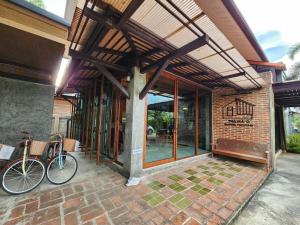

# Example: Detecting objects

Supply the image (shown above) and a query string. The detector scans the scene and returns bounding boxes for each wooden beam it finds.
[94,47,124,55]
[96,76,104,164]
[185,71,209,77]
[95,64,130,98]
[83,7,116,28]
[139,60,170,99]
[79,66,97,71]
[90,80,97,160]
[141,35,209,73]
[0,61,52,81]
[118,0,145,26]
[165,69,212,92]
[201,72,245,83]
[142,48,162,57]
[69,49,130,73]
[122,29,137,56]
[167,62,189,70]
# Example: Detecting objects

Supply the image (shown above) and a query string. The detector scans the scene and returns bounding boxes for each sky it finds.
[43,0,66,18]
[234,0,300,73]
[39,0,300,85]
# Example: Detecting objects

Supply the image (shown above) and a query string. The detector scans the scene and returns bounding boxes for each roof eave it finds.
[222,0,268,62]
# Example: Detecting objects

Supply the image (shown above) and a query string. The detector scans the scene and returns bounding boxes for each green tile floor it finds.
[142,159,244,208]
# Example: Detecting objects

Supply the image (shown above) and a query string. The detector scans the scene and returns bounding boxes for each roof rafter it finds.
[140,35,209,74]
[69,49,130,73]
[139,60,170,99]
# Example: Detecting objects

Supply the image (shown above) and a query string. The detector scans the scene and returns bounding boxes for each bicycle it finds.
[46,133,78,185]
[0,131,46,195]
[0,132,78,195]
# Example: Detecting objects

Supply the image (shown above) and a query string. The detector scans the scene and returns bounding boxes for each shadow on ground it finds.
[232,153,300,225]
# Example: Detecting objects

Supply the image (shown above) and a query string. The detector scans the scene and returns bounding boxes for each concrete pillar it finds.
[123,67,146,184]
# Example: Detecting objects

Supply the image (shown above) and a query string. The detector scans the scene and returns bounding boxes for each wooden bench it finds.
[212,138,270,171]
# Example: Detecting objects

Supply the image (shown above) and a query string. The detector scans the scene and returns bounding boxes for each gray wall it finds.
[0,77,55,146]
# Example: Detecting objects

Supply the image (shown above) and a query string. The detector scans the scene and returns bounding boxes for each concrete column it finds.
[123,67,146,183]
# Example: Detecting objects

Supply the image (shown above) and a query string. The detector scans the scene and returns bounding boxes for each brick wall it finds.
[212,72,274,153]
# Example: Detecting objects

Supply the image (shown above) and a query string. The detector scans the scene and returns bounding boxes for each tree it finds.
[27,0,45,9]
[286,43,300,81]
[289,43,300,60]
[286,62,300,81]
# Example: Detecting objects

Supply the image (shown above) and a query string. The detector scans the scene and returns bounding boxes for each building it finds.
[0,0,296,183]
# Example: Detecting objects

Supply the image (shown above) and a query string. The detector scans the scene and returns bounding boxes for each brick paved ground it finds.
[0,157,267,225]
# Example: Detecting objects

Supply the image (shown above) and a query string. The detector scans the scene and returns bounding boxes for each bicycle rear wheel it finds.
[46,153,78,185]
[1,158,45,195]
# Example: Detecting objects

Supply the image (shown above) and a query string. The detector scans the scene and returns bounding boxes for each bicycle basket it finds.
[30,140,48,156]
[63,138,76,152]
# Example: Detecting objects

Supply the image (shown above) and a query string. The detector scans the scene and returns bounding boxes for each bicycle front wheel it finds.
[46,153,78,185]
[1,159,45,195]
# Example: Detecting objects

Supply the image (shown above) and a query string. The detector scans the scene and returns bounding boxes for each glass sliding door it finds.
[177,82,196,159]
[143,72,212,167]
[198,92,211,153]
[145,76,175,163]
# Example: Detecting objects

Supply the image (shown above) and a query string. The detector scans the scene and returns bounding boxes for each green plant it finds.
[286,42,300,81]
[287,133,300,153]
[26,0,45,9]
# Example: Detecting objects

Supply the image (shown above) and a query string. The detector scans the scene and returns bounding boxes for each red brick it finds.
[80,209,104,222]
[10,205,24,219]
[40,198,63,209]
[185,218,202,225]
[171,212,189,225]
[226,200,240,211]
[218,207,233,220]
[25,201,38,214]
[65,212,78,225]
[95,214,110,225]
[62,187,74,196]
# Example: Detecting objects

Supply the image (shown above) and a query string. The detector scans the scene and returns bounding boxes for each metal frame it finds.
[143,71,210,168]
[60,0,263,95]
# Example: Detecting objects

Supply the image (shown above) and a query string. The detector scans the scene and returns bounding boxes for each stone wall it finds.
[212,72,274,155]
[0,77,55,146]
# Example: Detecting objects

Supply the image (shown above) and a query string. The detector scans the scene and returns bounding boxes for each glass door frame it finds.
[143,71,209,168]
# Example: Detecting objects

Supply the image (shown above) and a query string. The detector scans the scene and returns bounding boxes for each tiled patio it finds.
[0,157,267,225]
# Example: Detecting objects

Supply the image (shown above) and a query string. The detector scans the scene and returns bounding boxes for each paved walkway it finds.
[232,153,300,225]
[0,154,267,225]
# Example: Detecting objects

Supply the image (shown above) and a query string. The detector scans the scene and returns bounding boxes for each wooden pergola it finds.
[61,0,268,165]
[59,0,266,97]
[273,81,300,107]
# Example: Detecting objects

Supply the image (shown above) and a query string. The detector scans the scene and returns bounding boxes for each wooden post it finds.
[96,75,104,164]
[70,97,74,138]
[81,93,87,149]
[195,89,199,155]
[90,80,97,160]
[85,84,92,155]
[174,80,178,160]
[113,91,121,161]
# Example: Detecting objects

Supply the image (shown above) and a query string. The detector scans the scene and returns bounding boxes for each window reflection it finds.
[177,83,196,159]
[146,77,174,163]
[198,93,211,153]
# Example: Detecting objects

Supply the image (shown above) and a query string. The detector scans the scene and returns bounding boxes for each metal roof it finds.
[59,0,267,94]
[273,80,300,107]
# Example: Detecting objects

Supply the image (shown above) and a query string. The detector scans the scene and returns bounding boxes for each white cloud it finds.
[234,0,300,73]
[234,0,300,46]
[44,0,67,18]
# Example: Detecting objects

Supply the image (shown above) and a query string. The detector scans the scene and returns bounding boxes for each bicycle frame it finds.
[50,134,65,169]
[21,139,29,176]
